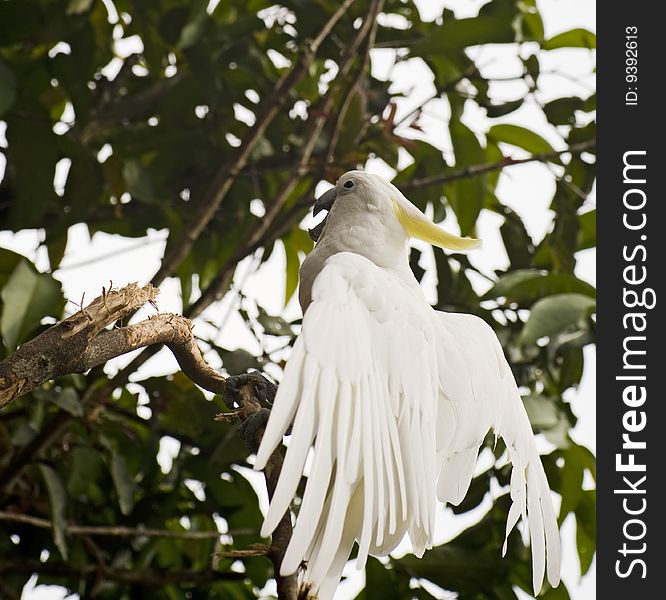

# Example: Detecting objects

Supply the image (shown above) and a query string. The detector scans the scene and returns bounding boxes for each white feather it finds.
[254,171,561,599]
[435,312,561,593]
[256,252,435,599]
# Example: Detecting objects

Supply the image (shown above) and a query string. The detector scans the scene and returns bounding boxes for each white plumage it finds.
[254,171,560,598]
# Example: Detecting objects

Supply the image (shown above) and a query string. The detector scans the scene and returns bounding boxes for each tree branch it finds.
[186,0,384,320]
[0,284,226,407]
[150,0,357,288]
[0,285,297,598]
[217,379,298,600]
[399,140,596,191]
[0,561,243,586]
[0,510,232,539]
[0,283,156,407]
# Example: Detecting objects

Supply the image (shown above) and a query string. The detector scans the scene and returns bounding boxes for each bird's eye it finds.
[343,180,355,189]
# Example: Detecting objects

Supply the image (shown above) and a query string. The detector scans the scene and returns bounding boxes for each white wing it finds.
[255,252,445,599]
[434,312,561,594]
[255,251,560,598]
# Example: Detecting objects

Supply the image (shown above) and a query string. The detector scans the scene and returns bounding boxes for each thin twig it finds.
[325,0,384,166]
[215,543,273,558]
[0,560,243,585]
[399,139,596,191]
[0,510,239,539]
[187,0,384,320]
[150,0,357,289]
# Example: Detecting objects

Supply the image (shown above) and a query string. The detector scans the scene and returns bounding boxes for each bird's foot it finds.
[223,371,276,411]
[223,371,276,452]
[238,407,271,452]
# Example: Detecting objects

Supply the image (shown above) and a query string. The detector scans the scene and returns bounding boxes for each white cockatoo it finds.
[254,170,561,599]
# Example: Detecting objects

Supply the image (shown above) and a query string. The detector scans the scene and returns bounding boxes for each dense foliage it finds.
[0,0,595,598]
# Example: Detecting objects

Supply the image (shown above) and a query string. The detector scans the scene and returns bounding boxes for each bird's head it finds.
[308,170,481,252]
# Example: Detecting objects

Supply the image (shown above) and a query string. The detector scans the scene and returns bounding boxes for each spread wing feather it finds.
[255,252,560,599]
[255,252,439,599]
[434,312,561,594]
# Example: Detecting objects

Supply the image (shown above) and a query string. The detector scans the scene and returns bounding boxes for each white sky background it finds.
[0,1,595,599]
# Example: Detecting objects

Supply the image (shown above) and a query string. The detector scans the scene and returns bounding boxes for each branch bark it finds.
[0,283,155,407]
[0,284,225,406]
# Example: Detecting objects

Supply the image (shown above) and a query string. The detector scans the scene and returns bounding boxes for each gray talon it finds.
[238,407,271,452]
[223,372,277,451]
[223,371,276,410]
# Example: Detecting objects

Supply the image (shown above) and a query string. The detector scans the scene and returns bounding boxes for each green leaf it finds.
[518,4,544,42]
[123,159,157,203]
[568,121,596,147]
[523,394,560,429]
[5,112,59,226]
[485,98,524,118]
[0,260,64,350]
[67,0,94,14]
[355,557,408,600]
[484,269,543,298]
[540,582,572,600]
[412,0,521,55]
[520,293,595,346]
[487,124,557,156]
[484,269,596,304]
[39,464,68,560]
[497,206,534,269]
[543,28,596,50]
[409,248,426,283]
[394,544,508,594]
[0,59,17,117]
[542,417,571,449]
[574,443,596,483]
[582,93,596,112]
[523,53,540,84]
[51,388,84,417]
[177,0,210,49]
[557,447,585,522]
[45,228,69,272]
[392,141,449,212]
[0,247,24,289]
[334,87,367,160]
[577,209,596,250]
[34,387,83,417]
[111,449,136,516]
[543,97,584,126]
[257,307,294,336]
[216,347,263,374]
[559,346,585,389]
[67,447,104,499]
[575,490,596,575]
[282,227,312,306]
[448,121,486,235]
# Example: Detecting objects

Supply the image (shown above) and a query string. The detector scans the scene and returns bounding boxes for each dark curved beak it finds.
[313,187,337,217]
[308,187,337,242]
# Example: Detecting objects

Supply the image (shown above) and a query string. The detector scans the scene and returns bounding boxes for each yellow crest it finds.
[392,200,481,251]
